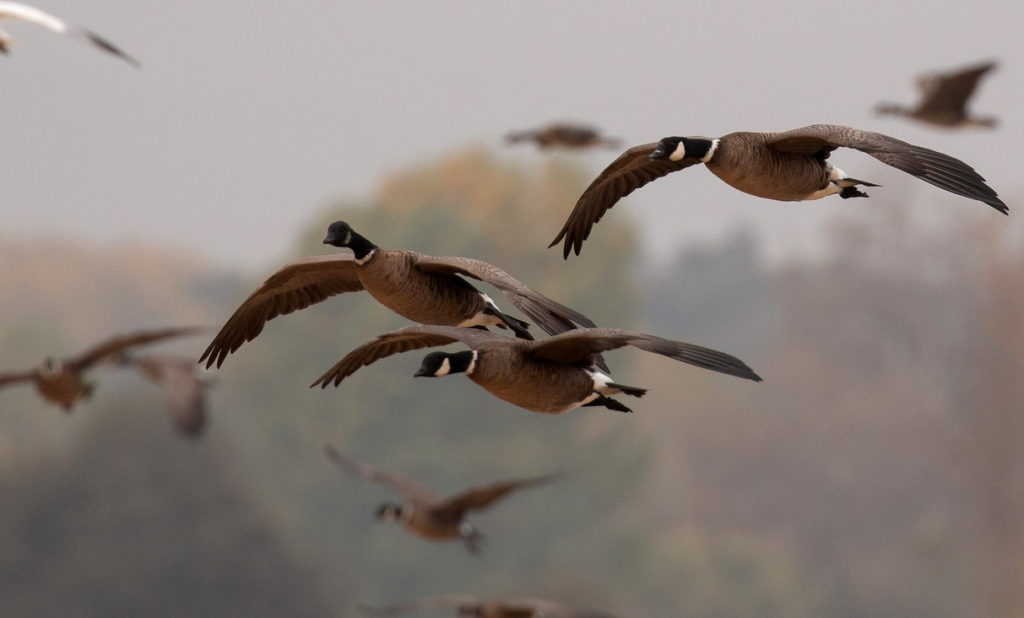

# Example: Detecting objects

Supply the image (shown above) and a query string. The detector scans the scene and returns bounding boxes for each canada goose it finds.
[360,594,615,617]
[505,122,622,150]
[200,221,599,369]
[0,327,201,412]
[875,61,997,128]
[0,2,138,67]
[312,325,760,414]
[549,124,1008,258]
[323,444,552,553]
[117,354,210,437]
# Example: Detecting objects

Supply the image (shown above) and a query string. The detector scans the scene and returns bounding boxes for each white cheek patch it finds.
[588,370,615,393]
[669,141,687,162]
[433,358,451,376]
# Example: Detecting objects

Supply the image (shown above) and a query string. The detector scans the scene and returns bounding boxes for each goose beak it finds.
[649,146,667,160]
[413,368,430,377]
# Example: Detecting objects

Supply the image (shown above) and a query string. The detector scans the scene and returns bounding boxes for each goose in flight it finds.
[550,124,1007,258]
[323,444,553,553]
[200,221,599,369]
[875,60,998,128]
[505,122,622,150]
[0,2,138,66]
[117,353,211,437]
[312,325,760,414]
[359,594,615,617]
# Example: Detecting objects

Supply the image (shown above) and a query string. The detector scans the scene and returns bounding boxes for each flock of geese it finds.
[0,3,1011,616]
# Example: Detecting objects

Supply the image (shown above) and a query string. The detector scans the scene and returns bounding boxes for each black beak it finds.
[322,236,333,245]
[649,146,667,160]
[413,367,430,377]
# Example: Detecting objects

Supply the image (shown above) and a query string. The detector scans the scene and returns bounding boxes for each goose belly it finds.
[35,373,87,409]
[707,155,829,202]
[358,258,483,325]
[469,354,596,414]
[403,512,459,540]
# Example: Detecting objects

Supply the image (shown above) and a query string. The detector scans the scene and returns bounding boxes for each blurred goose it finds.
[505,122,622,150]
[0,327,200,412]
[323,444,553,553]
[312,325,760,414]
[200,221,598,369]
[875,61,997,128]
[0,2,138,66]
[360,594,615,617]
[118,354,210,437]
[550,124,1007,258]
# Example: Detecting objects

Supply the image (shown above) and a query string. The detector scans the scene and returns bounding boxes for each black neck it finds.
[446,351,477,374]
[682,137,714,160]
[347,231,378,261]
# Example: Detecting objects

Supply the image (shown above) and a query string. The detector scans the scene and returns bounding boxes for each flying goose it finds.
[505,122,622,150]
[549,124,1008,258]
[312,325,760,414]
[117,354,210,436]
[323,444,553,553]
[875,61,998,128]
[359,594,615,617]
[0,327,201,412]
[0,2,139,67]
[200,221,599,369]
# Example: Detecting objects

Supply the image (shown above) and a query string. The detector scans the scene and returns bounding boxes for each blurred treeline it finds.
[0,148,1020,618]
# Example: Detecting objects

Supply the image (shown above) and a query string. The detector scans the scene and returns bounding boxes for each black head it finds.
[414,351,476,378]
[375,503,402,521]
[650,136,713,162]
[323,221,354,247]
[650,136,684,160]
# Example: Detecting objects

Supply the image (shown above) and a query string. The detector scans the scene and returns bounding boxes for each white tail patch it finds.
[458,293,504,328]
[804,163,846,200]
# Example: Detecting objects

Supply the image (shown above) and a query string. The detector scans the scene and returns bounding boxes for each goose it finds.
[117,353,210,437]
[323,444,553,553]
[0,327,201,412]
[505,122,622,150]
[311,325,760,414]
[0,2,138,67]
[360,594,615,617]
[200,221,599,369]
[875,61,997,128]
[549,124,1008,258]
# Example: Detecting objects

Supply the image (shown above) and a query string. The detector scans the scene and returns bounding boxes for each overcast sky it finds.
[3,0,1021,272]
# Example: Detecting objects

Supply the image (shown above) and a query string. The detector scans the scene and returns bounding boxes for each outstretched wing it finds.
[68,326,202,372]
[915,61,996,116]
[526,327,761,382]
[0,369,38,390]
[125,354,208,437]
[767,124,1007,213]
[358,595,482,616]
[200,255,364,368]
[322,444,437,503]
[433,474,555,519]
[0,3,139,67]
[412,254,597,335]
[311,325,498,388]
[549,142,703,258]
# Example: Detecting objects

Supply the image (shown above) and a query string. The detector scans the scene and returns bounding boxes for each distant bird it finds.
[0,2,139,67]
[312,325,760,414]
[550,124,1008,257]
[200,221,598,369]
[505,122,621,150]
[323,444,553,553]
[117,354,210,437]
[0,327,200,412]
[875,61,997,128]
[360,594,615,617]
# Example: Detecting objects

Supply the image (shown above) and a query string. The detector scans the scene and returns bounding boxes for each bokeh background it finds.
[2,1,1022,616]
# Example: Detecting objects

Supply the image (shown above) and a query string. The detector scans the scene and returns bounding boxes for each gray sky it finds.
[3,0,1021,271]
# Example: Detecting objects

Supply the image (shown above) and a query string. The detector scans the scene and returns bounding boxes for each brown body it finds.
[33,363,92,411]
[468,344,599,414]
[704,132,833,201]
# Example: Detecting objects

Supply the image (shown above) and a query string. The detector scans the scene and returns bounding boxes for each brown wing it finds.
[433,474,555,519]
[525,328,761,381]
[68,326,203,372]
[311,325,500,388]
[0,370,39,390]
[199,255,364,368]
[412,254,597,335]
[322,444,437,503]
[768,124,1007,214]
[127,355,208,437]
[511,599,617,618]
[915,61,996,116]
[549,142,703,258]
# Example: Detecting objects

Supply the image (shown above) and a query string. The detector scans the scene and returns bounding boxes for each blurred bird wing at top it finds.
[67,326,203,372]
[767,124,1007,213]
[0,2,140,67]
[411,254,597,334]
[432,474,556,519]
[549,142,703,258]
[0,369,38,389]
[200,255,364,368]
[322,444,437,503]
[914,61,996,116]
[127,355,208,436]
